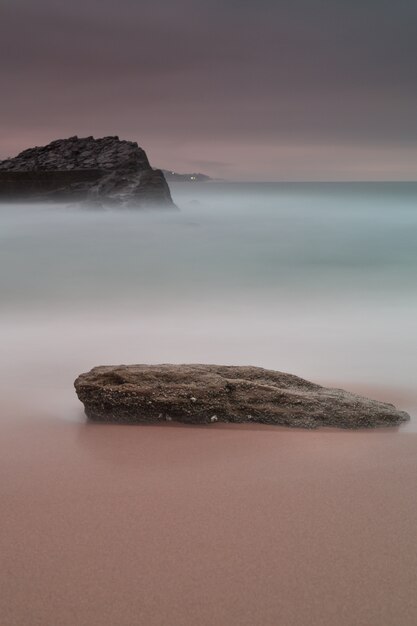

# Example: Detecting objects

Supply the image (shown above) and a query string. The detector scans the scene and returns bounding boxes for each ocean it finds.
[1,182,416,425]
[1,182,417,626]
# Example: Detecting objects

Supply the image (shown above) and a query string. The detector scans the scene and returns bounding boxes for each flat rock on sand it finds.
[74,364,409,428]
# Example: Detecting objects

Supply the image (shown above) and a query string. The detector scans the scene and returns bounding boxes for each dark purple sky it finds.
[1,0,416,180]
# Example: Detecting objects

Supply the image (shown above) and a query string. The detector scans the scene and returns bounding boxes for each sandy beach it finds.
[1,403,417,626]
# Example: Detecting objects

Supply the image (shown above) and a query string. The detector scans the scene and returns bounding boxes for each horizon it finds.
[3,133,417,184]
[2,134,417,184]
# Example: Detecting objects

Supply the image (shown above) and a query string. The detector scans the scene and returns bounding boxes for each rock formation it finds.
[0,136,174,207]
[74,364,409,428]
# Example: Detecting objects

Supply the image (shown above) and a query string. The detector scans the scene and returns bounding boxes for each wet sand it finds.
[1,407,417,626]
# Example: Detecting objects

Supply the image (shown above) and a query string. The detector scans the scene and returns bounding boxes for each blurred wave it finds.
[1,182,416,423]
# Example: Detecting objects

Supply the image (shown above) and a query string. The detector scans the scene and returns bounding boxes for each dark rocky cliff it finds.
[0,136,174,207]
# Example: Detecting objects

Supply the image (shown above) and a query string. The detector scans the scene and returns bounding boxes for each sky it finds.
[1,0,416,181]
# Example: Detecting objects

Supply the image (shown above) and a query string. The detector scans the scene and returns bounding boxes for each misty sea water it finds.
[2,182,417,626]
[1,182,416,426]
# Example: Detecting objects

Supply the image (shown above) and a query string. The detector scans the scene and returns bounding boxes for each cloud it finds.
[1,0,416,179]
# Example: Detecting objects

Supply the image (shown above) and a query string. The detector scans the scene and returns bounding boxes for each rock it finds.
[74,364,410,428]
[0,136,174,208]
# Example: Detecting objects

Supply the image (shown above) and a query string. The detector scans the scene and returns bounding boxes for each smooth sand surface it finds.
[1,406,417,626]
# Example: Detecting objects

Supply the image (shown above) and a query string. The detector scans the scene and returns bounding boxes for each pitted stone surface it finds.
[74,364,410,428]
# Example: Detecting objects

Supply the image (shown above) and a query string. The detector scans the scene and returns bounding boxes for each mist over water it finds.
[1,182,417,425]
[2,183,417,626]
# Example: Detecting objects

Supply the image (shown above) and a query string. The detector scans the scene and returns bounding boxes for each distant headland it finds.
[162,170,212,182]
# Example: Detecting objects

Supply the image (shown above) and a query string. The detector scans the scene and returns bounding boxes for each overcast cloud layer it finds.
[1,0,416,180]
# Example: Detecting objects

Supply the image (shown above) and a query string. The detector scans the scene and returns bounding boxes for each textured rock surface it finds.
[0,136,174,207]
[74,364,410,428]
